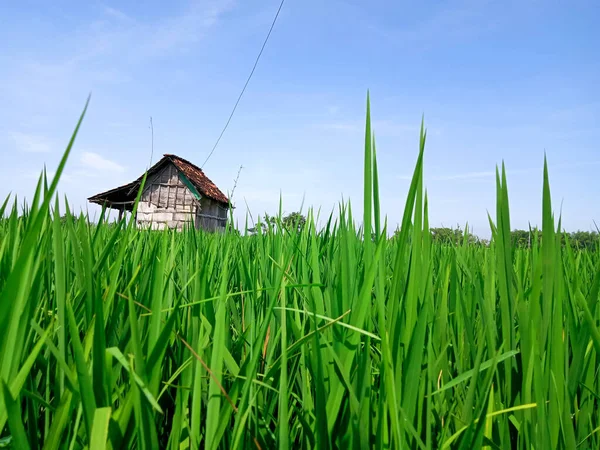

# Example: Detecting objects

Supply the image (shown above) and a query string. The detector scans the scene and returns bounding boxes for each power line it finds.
[201,0,286,169]
[148,116,154,167]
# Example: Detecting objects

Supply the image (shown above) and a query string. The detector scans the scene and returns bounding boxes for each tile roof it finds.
[88,154,229,208]
[164,154,229,205]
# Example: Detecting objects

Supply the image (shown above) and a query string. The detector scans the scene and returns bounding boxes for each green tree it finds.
[255,212,307,234]
[282,212,306,233]
[430,227,463,244]
[392,226,480,245]
[568,230,599,249]
[430,226,479,245]
[511,229,530,248]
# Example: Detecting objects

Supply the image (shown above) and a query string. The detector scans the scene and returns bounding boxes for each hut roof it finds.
[88,154,229,210]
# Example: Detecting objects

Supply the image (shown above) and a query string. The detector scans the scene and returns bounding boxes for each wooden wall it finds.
[136,163,197,231]
[136,162,228,232]
[195,197,228,232]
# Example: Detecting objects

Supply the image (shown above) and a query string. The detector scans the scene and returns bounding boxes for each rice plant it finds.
[0,95,598,449]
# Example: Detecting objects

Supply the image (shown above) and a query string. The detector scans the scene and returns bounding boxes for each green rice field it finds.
[1,98,599,449]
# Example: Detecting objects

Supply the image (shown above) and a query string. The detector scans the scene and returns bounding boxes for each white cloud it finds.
[85,0,236,62]
[361,0,508,51]
[318,121,362,132]
[430,170,496,181]
[80,152,125,173]
[317,119,419,136]
[10,132,52,153]
[398,160,600,182]
[1,0,236,105]
[104,6,132,22]
[23,169,76,183]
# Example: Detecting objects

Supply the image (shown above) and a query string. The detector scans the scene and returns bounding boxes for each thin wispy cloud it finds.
[356,3,486,52]
[24,169,55,179]
[23,169,76,184]
[80,152,125,173]
[429,170,496,181]
[10,132,52,153]
[103,6,132,22]
[398,160,600,181]
[88,0,236,61]
[3,0,236,96]
[318,121,361,132]
[318,119,417,136]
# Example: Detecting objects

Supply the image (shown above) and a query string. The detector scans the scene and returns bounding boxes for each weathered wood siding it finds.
[195,197,228,232]
[135,162,228,232]
[136,163,198,231]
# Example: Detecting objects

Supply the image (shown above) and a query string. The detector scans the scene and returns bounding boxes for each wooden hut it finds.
[88,154,230,231]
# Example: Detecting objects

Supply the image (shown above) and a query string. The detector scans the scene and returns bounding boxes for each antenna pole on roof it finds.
[148,116,154,168]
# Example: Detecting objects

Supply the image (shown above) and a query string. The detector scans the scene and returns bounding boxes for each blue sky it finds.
[0,0,598,235]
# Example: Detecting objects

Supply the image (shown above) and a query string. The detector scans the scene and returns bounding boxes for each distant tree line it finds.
[248,213,598,250]
[510,228,599,249]
[247,212,307,234]
[565,230,600,249]
[391,226,484,245]
[391,225,599,249]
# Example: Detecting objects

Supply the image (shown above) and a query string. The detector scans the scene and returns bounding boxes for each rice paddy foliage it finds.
[0,96,599,449]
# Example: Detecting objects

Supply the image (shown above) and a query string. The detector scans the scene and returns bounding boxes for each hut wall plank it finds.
[195,198,227,232]
[138,163,198,230]
[135,162,228,232]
